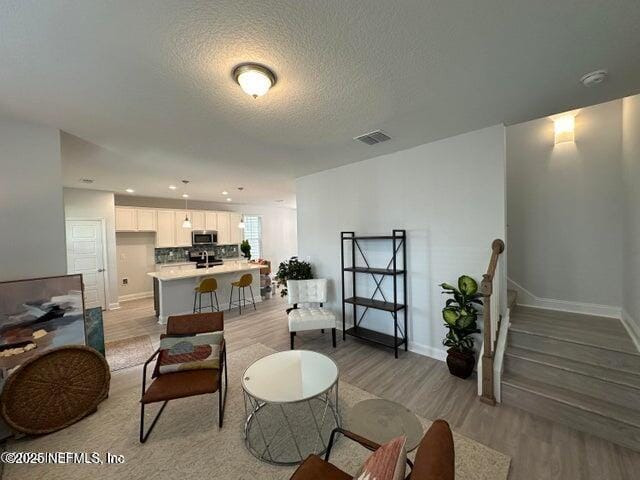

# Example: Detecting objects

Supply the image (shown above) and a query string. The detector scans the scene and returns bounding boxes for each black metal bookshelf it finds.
[340,230,408,358]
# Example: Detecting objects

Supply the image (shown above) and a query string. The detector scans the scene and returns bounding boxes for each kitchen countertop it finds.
[148,262,263,281]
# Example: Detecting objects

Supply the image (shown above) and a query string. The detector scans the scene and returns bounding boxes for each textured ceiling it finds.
[1,1,640,205]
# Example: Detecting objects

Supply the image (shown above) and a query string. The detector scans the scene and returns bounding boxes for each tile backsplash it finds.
[155,245,240,264]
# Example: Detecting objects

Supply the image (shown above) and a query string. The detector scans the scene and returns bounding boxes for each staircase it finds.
[501,303,640,451]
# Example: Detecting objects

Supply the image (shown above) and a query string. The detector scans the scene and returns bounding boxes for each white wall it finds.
[116,232,155,300]
[63,188,119,309]
[507,100,624,310]
[0,113,66,281]
[296,125,506,360]
[622,95,640,345]
[115,196,298,268]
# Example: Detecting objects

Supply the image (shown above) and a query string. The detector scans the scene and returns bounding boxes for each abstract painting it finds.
[0,274,86,384]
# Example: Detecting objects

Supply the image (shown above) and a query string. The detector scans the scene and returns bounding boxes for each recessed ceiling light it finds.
[125,188,135,193]
[276,199,284,203]
[182,193,189,198]
[237,186,244,191]
[232,63,276,98]
[226,198,232,202]
[221,191,228,195]
[169,185,177,190]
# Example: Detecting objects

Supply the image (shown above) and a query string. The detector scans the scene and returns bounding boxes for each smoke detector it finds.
[354,130,391,146]
[580,69,608,87]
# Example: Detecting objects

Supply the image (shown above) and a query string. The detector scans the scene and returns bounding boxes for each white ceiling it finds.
[1,1,639,206]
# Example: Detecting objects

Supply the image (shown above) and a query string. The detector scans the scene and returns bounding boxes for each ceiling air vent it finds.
[354,130,391,145]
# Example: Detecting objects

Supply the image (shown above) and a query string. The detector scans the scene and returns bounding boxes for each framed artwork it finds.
[0,274,87,383]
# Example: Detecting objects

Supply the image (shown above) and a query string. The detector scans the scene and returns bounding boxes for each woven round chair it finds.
[1,345,110,435]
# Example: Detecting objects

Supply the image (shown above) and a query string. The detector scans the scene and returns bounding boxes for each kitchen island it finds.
[148,261,264,323]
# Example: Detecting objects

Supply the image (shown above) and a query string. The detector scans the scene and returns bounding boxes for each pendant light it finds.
[181,180,192,229]
[238,218,245,229]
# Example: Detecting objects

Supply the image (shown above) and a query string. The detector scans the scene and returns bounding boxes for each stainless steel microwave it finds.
[191,230,217,246]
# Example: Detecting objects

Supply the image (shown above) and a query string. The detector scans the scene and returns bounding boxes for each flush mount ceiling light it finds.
[232,63,276,98]
[181,180,192,228]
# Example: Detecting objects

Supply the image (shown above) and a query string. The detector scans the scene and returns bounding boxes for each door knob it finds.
[97,268,106,272]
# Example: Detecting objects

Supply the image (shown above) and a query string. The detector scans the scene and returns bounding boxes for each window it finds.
[243,215,262,259]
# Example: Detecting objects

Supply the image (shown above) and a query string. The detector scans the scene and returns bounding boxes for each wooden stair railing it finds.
[478,239,505,405]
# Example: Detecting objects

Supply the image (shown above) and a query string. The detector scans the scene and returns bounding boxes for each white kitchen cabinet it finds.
[156,210,175,247]
[216,212,231,244]
[174,210,192,247]
[191,210,206,231]
[136,208,157,231]
[205,211,217,231]
[115,207,137,231]
[229,213,243,245]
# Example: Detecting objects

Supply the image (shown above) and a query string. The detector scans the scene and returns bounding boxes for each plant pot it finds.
[446,348,475,379]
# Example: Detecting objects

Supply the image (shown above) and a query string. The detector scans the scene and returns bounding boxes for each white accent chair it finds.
[286,279,337,349]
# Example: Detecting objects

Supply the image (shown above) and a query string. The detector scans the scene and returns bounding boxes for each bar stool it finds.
[229,273,256,314]
[193,277,220,313]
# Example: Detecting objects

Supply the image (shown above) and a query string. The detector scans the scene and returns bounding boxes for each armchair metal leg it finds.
[140,400,169,443]
[290,331,296,350]
[219,351,228,428]
[332,328,337,347]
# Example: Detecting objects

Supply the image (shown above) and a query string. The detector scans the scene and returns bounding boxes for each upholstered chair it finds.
[289,419,455,480]
[139,312,227,443]
[286,279,336,349]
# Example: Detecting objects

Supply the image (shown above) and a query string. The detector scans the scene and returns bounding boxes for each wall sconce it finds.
[554,115,575,144]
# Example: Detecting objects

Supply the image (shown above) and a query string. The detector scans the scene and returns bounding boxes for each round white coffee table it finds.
[242,350,340,465]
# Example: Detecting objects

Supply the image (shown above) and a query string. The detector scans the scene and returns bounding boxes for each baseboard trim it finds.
[108,302,121,310]
[339,322,446,362]
[408,341,447,362]
[621,309,640,353]
[508,278,621,319]
[119,291,153,303]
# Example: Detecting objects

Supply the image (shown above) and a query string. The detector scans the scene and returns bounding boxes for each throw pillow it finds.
[355,436,407,480]
[157,331,223,374]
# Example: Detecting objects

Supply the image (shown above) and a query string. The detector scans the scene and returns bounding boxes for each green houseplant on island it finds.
[240,240,251,260]
[440,275,483,379]
[275,258,313,297]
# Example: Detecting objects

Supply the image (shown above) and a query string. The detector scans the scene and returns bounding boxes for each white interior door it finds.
[66,220,107,310]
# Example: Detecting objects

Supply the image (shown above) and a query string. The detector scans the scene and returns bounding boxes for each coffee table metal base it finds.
[243,384,340,465]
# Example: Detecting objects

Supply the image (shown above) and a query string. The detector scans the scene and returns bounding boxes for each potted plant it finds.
[275,257,313,297]
[439,275,483,379]
[240,240,251,260]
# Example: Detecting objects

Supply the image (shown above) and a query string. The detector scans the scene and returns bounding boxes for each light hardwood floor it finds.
[104,297,640,479]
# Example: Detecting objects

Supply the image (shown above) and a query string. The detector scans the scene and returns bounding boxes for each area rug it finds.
[4,343,510,480]
[104,335,154,371]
